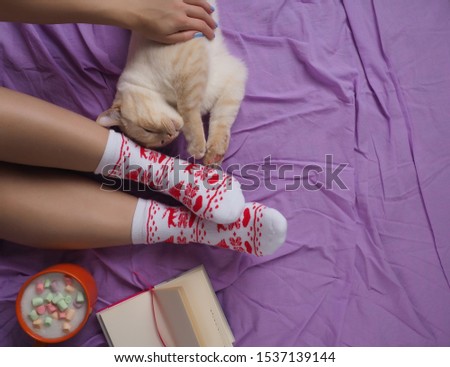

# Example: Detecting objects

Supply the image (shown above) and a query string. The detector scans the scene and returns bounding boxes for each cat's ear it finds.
[96,107,123,127]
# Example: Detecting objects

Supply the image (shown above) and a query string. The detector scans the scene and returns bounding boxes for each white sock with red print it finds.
[95,130,245,224]
[131,199,288,256]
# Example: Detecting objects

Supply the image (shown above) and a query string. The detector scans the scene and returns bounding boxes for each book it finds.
[96,265,234,347]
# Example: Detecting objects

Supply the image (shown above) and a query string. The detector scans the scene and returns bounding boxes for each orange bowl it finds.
[16,264,97,344]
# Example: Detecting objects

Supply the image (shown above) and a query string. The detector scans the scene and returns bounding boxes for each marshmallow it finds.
[56,299,68,312]
[28,309,39,321]
[35,282,44,294]
[65,285,75,293]
[73,301,83,309]
[44,278,51,289]
[64,276,73,286]
[36,305,46,315]
[76,292,85,304]
[47,303,57,313]
[50,280,61,292]
[45,292,54,304]
[32,319,43,329]
[65,308,76,321]
[52,293,64,305]
[65,295,72,305]
[58,312,66,320]
[44,316,53,327]
[32,297,44,307]
[50,311,59,320]
[62,322,71,333]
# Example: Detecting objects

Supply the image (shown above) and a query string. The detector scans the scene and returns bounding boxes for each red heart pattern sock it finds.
[95,130,245,224]
[131,199,287,256]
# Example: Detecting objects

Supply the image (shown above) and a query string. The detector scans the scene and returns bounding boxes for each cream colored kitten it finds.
[97,2,247,165]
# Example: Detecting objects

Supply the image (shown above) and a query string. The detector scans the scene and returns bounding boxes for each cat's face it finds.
[97,89,183,148]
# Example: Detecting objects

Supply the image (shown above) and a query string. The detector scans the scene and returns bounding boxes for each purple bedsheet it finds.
[1,0,450,346]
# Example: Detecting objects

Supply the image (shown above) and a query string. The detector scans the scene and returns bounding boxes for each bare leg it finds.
[0,163,135,249]
[0,87,108,171]
[0,163,287,256]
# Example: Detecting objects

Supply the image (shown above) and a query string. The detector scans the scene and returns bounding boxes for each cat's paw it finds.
[204,152,225,166]
[204,133,230,165]
[187,137,207,159]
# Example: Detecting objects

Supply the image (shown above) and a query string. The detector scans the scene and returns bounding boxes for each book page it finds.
[155,266,234,346]
[97,291,167,347]
[153,287,201,347]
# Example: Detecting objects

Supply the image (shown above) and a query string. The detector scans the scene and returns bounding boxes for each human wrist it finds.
[98,0,139,31]
[55,0,135,29]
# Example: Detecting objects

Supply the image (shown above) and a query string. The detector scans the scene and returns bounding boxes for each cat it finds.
[97,1,247,165]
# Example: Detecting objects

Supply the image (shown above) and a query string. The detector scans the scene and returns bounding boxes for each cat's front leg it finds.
[204,122,230,166]
[175,41,208,159]
[180,110,207,159]
[204,67,247,165]
[204,55,247,166]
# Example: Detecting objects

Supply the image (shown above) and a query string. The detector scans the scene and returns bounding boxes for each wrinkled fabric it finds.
[1,0,450,346]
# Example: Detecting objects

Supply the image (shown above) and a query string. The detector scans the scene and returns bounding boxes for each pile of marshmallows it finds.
[26,275,86,334]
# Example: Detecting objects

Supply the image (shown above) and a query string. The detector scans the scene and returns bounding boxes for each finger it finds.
[163,31,198,44]
[179,18,215,40]
[186,5,217,30]
[183,0,215,14]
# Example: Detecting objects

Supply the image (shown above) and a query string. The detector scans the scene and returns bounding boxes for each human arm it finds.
[0,0,217,43]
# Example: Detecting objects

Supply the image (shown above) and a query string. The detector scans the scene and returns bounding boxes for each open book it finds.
[96,265,234,347]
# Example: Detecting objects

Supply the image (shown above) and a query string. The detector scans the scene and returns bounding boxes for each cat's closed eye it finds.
[143,128,156,134]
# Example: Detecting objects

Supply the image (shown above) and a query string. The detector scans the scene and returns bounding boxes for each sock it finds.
[131,199,288,256]
[95,130,245,224]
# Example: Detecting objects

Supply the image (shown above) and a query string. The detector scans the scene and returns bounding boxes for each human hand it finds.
[117,0,217,44]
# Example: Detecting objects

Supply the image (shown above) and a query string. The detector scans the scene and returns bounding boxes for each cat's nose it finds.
[167,131,179,139]
[161,131,179,146]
